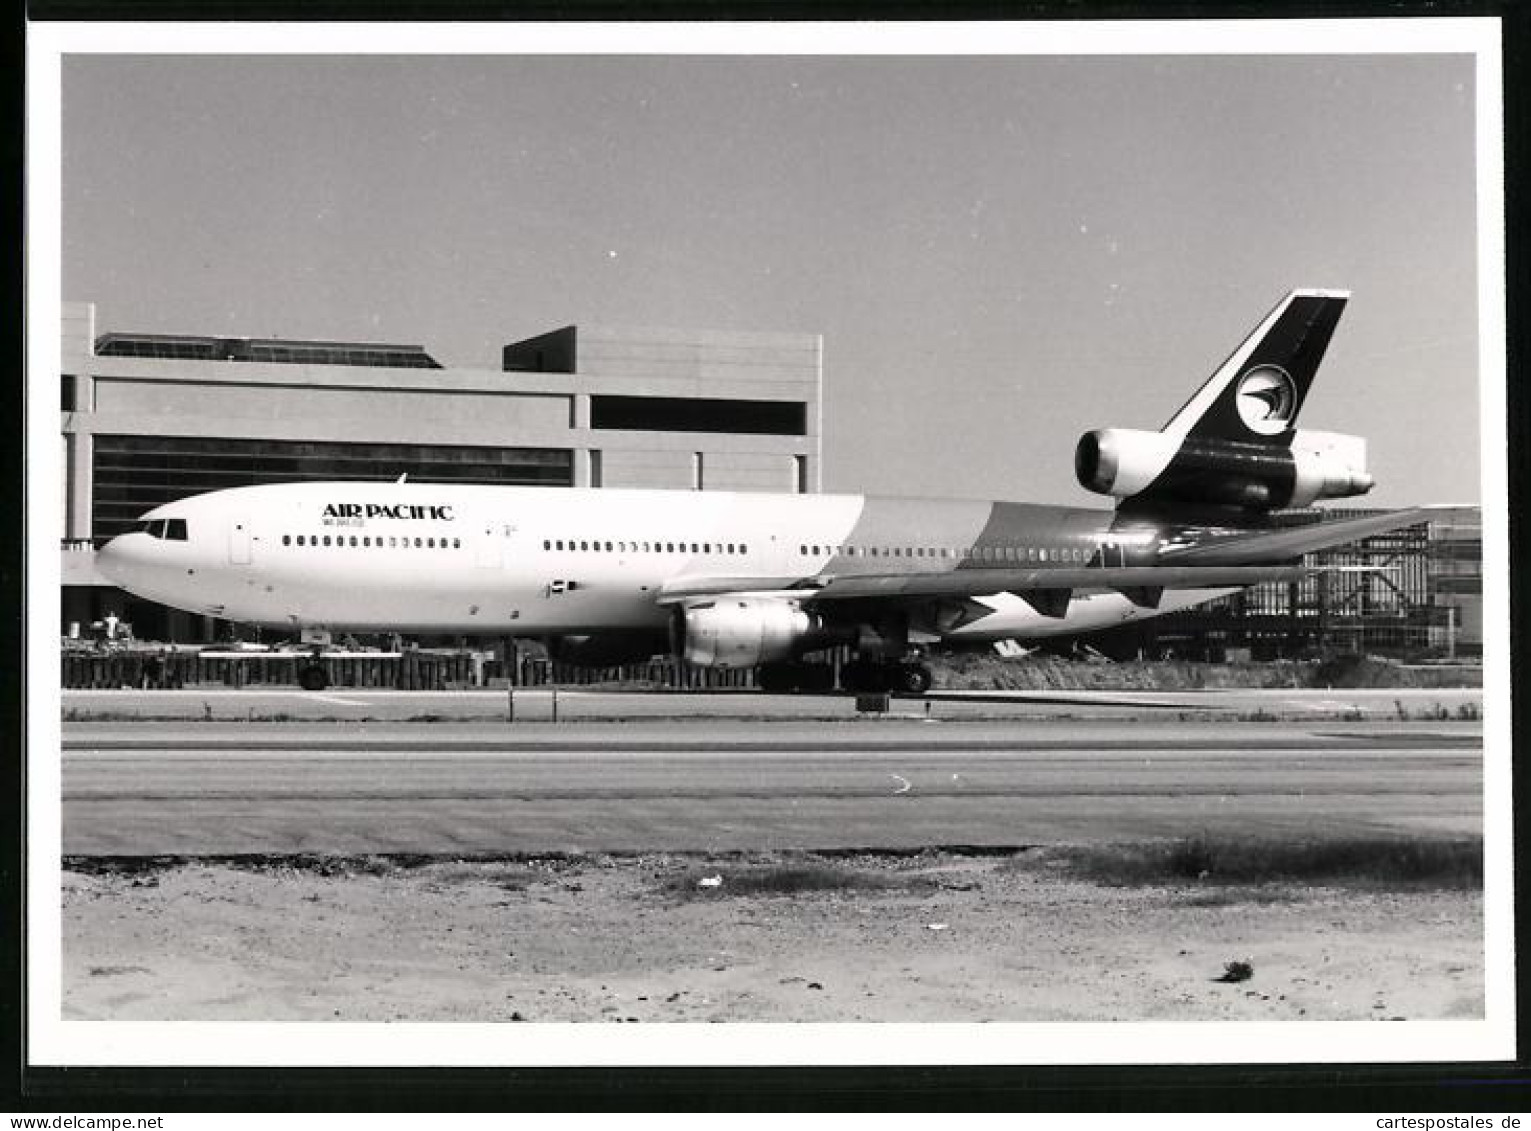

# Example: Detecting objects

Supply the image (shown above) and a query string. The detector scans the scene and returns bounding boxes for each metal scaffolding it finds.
[1089,507,1482,660]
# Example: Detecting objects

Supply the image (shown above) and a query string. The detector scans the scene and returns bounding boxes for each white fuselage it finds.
[96,481,1235,644]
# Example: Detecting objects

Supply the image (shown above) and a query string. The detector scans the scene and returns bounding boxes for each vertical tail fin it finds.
[1161,289,1349,448]
[1075,289,1370,512]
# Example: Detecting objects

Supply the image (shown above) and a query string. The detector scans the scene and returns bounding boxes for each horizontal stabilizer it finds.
[1157,507,1431,565]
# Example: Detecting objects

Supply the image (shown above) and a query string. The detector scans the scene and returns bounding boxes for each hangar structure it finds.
[1089,506,1483,661]
[60,301,823,642]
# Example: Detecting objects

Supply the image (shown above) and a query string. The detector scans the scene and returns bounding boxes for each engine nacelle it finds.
[675,597,847,669]
[1074,428,1182,499]
[1076,427,1373,510]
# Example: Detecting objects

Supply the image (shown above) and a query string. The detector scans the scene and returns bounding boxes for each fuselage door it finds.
[229,517,252,565]
[476,521,505,568]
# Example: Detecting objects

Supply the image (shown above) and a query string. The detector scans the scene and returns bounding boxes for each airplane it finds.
[96,288,1427,695]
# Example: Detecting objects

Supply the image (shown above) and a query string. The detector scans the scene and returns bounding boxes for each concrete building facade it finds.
[60,301,822,641]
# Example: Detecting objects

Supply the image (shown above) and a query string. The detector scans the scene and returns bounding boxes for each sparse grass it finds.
[1029,833,1482,889]
[64,852,591,883]
[660,858,940,900]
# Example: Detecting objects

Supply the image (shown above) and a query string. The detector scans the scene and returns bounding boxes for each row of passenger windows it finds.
[797,543,1092,564]
[544,538,750,555]
[281,533,463,550]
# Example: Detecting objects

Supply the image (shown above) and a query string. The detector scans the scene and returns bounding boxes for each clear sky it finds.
[61,50,1482,507]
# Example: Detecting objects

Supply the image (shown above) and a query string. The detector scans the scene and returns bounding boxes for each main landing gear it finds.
[756,658,933,696]
[841,659,932,696]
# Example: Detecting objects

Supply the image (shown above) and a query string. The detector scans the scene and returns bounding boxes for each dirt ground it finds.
[61,853,1482,1023]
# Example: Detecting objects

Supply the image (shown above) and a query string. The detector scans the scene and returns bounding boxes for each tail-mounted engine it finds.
[1075,427,1373,511]
[672,597,853,669]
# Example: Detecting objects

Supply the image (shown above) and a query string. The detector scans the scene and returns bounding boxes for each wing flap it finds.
[806,564,1308,601]
[659,564,1309,605]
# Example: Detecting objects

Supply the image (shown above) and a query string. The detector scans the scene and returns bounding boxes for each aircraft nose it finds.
[95,532,155,592]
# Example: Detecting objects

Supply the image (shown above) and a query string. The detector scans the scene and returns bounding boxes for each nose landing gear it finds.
[297,645,330,692]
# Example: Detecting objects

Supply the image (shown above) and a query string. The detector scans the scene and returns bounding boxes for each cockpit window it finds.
[135,517,189,540]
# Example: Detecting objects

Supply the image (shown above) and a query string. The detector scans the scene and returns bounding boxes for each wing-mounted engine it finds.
[1075,427,1373,511]
[672,597,853,669]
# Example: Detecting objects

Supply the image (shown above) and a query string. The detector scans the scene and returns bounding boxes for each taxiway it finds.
[59,685,1485,723]
[61,718,1482,856]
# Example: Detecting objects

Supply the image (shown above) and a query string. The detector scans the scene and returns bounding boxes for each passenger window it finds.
[605,541,613,552]
[322,535,332,547]
[740,544,748,554]
[544,539,551,550]
[414,537,423,548]
[1040,548,1049,562]
[362,536,371,547]
[454,538,461,549]
[282,535,291,546]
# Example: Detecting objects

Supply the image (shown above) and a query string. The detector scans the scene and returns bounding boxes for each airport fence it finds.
[59,649,760,691]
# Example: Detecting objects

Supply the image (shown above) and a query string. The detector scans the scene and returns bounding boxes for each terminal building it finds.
[60,301,823,642]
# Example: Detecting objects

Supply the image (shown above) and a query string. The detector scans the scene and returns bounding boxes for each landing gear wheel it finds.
[892,663,933,695]
[297,664,329,692]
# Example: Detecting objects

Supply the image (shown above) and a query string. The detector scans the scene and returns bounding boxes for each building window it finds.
[61,375,76,412]
[591,395,807,436]
[88,434,573,539]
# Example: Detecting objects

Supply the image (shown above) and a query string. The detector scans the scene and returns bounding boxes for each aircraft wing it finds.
[1155,507,1432,566]
[658,564,1309,605]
